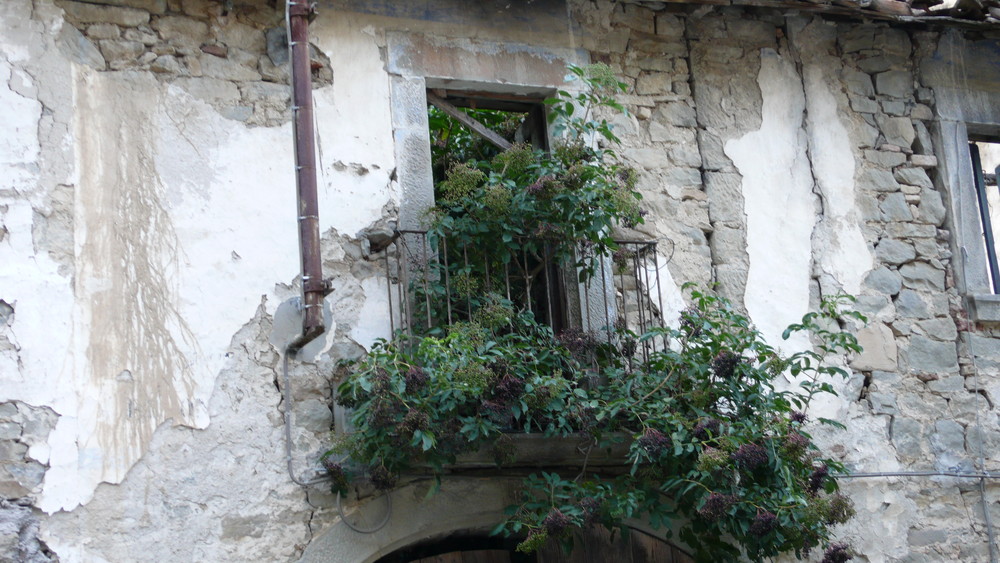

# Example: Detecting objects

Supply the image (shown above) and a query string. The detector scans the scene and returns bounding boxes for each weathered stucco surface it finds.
[2,0,1000,561]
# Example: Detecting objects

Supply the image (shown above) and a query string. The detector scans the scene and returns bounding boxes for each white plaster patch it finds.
[311,16,396,236]
[646,250,685,328]
[725,49,816,353]
[350,276,394,350]
[803,62,871,295]
[39,68,318,512]
[0,58,41,193]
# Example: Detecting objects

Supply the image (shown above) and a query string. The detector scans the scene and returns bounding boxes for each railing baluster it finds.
[385,245,395,335]
[505,261,511,302]
[543,245,554,328]
[632,247,648,363]
[381,230,671,365]
[400,235,412,349]
[443,237,452,326]
[523,248,532,316]
[600,253,610,344]
[464,243,471,321]
[650,242,665,352]
[421,234,432,331]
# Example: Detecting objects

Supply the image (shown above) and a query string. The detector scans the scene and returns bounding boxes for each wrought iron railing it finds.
[379,230,670,361]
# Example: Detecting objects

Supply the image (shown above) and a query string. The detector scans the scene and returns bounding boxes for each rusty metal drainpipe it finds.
[287,0,326,353]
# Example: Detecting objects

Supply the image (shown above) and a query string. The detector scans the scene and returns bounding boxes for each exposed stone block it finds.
[904,335,958,374]
[911,104,933,121]
[150,54,181,73]
[857,54,906,74]
[704,172,744,224]
[895,167,933,189]
[860,167,901,192]
[0,440,28,462]
[653,101,696,128]
[654,13,684,39]
[865,266,903,295]
[258,54,289,83]
[849,95,879,114]
[855,294,896,322]
[891,416,925,459]
[911,154,937,168]
[839,25,875,53]
[123,26,157,45]
[876,70,913,98]
[928,375,965,393]
[917,187,946,226]
[881,192,914,221]
[648,121,690,143]
[886,222,936,239]
[843,69,875,96]
[173,76,240,106]
[878,28,912,58]
[99,39,145,69]
[200,54,261,81]
[217,21,266,52]
[56,23,106,69]
[865,149,907,168]
[612,5,655,33]
[669,142,702,168]
[930,420,967,468]
[80,0,166,13]
[626,147,668,170]
[852,322,898,371]
[0,422,19,441]
[900,262,945,291]
[629,36,685,57]
[58,1,150,26]
[876,238,916,265]
[635,57,671,72]
[896,289,930,318]
[877,115,916,148]
[86,23,120,40]
[881,100,907,116]
[635,72,673,95]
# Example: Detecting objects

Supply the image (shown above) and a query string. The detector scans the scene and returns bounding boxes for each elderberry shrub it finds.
[329,288,864,562]
[326,62,865,563]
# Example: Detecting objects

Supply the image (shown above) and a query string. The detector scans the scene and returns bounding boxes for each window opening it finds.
[422,91,566,332]
[971,138,1000,292]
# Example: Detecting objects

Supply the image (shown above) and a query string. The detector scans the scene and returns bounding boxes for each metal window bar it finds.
[386,230,664,363]
[971,143,1000,293]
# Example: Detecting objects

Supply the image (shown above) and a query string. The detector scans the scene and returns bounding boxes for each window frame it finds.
[923,32,1000,322]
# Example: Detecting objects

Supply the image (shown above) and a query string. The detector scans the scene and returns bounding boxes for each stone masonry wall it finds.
[1,0,394,559]
[56,0,331,126]
[4,0,1000,561]
[571,2,1000,561]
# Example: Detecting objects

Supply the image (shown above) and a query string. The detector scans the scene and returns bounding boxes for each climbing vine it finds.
[323,65,862,562]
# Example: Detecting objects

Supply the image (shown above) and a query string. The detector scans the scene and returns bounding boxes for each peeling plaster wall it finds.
[3,0,1000,562]
[1,0,396,521]
[725,48,817,351]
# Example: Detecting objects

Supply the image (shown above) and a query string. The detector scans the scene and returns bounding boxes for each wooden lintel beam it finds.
[426,92,513,152]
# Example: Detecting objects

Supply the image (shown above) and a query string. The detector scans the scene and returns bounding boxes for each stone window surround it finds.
[385,32,621,333]
[925,31,1000,322]
[386,32,587,231]
[936,121,1000,321]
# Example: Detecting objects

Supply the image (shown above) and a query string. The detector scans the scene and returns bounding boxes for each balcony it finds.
[380,229,668,361]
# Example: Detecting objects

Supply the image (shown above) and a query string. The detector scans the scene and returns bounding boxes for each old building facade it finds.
[2,0,1000,561]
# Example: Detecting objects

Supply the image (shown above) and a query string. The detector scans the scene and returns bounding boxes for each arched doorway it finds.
[297,478,694,563]
[376,526,695,563]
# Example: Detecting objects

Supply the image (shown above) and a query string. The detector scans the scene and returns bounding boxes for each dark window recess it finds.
[971,140,1000,292]
[424,91,565,330]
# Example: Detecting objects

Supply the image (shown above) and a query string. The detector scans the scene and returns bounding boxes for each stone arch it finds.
[297,477,694,563]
